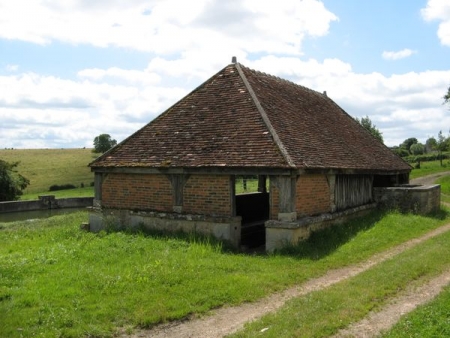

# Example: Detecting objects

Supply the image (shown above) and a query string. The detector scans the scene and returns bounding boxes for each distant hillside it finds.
[0,148,98,194]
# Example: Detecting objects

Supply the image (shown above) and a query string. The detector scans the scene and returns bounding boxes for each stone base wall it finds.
[89,208,242,248]
[0,196,94,213]
[373,184,440,214]
[265,203,377,252]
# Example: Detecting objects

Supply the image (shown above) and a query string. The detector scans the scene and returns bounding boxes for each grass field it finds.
[0,148,97,195]
[1,208,449,337]
[409,159,450,180]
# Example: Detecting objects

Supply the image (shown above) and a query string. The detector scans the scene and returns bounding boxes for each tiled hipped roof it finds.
[90,62,411,172]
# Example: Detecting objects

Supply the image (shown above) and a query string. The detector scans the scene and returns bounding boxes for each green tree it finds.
[444,86,450,106]
[0,160,30,201]
[425,137,437,153]
[409,143,424,155]
[93,134,117,153]
[391,146,409,157]
[400,137,418,154]
[436,130,448,166]
[354,115,384,143]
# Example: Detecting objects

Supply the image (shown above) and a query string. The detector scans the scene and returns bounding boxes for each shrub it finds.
[403,152,450,163]
[49,184,77,191]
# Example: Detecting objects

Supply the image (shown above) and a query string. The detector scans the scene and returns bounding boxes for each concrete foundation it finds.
[265,203,377,252]
[0,196,94,213]
[374,184,441,214]
[89,208,242,248]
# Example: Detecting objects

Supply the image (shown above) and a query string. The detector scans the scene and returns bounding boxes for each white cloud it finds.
[0,0,337,55]
[78,67,161,86]
[0,1,447,150]
[421,0,450,46]
[382,49,417,60]
[0,70,188,148]
[1,57,449,149]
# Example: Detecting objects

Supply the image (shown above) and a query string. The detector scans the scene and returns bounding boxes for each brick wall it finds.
[296,174,331,216]
[102,173,173,212]
[183,175,231,216]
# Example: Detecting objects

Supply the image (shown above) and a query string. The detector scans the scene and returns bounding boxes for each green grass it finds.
[1,209,449,337]
[436,175,450,204]
[235,177,267,194]
[0,148,97,195]
[382,285,450,337]
[409,159,450,180]
[231,224,450,338]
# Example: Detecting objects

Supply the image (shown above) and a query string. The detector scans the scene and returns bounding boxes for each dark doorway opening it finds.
[236,192,270,248]
[235,174,270,248]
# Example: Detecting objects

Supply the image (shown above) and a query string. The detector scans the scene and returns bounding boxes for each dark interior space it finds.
[236,192,270,248]
[373,173,409,187]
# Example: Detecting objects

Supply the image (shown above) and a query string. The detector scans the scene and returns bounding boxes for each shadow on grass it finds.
[275,209,387,260]
[102,222,239,254]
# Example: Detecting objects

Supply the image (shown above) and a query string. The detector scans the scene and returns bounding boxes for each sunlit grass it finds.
[1,208,449,337]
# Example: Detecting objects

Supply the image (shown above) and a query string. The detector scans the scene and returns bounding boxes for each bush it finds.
[49,184,77,191]
[403,152,450,163]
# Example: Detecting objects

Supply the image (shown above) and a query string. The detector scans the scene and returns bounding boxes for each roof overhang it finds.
[91,166,410,177]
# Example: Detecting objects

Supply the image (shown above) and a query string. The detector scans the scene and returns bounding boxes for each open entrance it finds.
[235,175,270,248]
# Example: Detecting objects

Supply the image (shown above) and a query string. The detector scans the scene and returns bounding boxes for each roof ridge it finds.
[235,63,296,168]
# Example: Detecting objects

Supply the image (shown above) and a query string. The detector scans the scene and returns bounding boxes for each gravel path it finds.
[410,171,450,186]
[123,223,450,338]
[332,269,450,338]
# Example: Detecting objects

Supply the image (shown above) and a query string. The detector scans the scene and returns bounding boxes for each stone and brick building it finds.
[89,58,413,251]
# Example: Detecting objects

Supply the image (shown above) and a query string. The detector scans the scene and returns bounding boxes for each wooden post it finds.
[93,172,104,208]
[327,174,336,213]
[167,174,190,213]
[258,175,267,193]
[273,175,297,221]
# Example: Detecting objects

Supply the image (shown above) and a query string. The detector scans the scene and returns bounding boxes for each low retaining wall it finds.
[89,208,242,248]
[265,203,377,252]
[374,184,441,214]
[0,195,94,213]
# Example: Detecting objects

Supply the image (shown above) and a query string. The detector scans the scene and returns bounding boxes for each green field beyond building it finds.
[0,148,96,195]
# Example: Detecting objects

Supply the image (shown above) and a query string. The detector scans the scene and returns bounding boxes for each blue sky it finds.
[1,0,449,148]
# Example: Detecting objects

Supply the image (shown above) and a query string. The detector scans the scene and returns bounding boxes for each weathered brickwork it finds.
[102,173,173,212]
[296,174,331,216]
[183,175,231,216]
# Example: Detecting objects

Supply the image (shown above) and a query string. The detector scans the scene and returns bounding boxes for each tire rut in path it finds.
[332,269,450,338]
[125,223,450,338]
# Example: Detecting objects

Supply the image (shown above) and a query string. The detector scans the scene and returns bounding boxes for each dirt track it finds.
[410,171,450,186]
[124,223,450,338]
